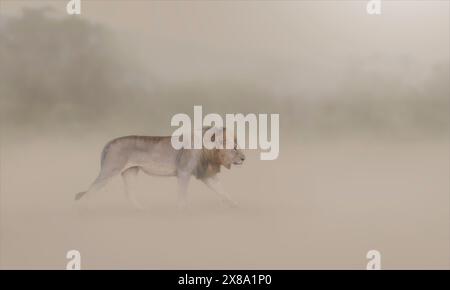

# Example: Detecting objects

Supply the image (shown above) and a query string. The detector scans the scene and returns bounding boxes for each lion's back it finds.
[100,135,177,168]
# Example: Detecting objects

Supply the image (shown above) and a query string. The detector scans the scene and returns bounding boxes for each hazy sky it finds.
[1,0,449,99]
[2,1,448,58]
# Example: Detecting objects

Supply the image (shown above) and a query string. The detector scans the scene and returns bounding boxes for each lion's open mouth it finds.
[233,160,243,165]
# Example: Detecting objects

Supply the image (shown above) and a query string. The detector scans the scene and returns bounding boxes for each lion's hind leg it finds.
[121,166,143,209]
[75,166,121,201]
[75,175,109,201]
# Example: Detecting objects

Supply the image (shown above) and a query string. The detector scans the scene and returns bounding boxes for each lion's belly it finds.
[140,162,177,176]
[126,155,177,176]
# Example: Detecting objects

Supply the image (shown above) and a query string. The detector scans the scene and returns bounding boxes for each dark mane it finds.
[194,148,222,179]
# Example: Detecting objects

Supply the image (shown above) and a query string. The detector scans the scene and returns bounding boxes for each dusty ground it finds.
[0,136,448,269]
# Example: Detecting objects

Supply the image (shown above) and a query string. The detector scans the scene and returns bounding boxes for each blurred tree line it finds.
[1,8,448,139]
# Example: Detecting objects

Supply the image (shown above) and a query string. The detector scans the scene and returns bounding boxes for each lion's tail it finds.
[74,191,87,201]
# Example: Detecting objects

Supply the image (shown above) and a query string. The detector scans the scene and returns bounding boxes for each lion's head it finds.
[197,127,246,177]
[205,127,245,169]
[217,141,245,169]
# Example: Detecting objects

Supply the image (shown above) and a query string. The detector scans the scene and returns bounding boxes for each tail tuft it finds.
[75,191,86,201]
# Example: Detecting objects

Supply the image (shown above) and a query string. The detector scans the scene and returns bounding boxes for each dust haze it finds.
[0,1,449,269]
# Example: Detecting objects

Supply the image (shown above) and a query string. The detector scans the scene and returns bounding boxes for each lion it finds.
[75,127,245,208]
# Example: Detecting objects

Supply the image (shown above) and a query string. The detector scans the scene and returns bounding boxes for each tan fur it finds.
[76,128,245,208]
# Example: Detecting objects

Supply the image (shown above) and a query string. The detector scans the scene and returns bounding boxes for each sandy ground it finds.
[0,136,448,269]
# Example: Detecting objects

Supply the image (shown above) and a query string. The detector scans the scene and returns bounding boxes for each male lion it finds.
[75,127,245,208]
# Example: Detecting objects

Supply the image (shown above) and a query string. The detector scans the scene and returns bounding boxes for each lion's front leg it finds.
[177,173,191,208]
[202,175,238,208]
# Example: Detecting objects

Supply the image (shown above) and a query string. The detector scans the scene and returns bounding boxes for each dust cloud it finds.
[0,2,448,269]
